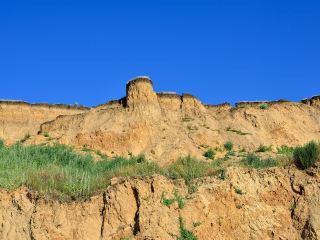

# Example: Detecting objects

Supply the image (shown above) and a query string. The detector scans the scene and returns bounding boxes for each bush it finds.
[293,141,319,169]
[260,103,268,109]
[256,144,272,152]
[203,148,215,160]
[224,141,233,151]
[243,153,278,169]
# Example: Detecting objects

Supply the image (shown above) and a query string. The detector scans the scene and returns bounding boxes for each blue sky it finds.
[0,0,319,106]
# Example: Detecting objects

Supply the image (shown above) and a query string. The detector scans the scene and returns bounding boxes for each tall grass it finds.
[0,143,160,201]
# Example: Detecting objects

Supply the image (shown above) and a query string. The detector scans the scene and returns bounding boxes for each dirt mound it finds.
[0,164,319,240]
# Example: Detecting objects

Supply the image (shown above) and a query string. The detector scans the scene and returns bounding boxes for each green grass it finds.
[203,148,215,160]
[43,132,50,138]
[242,153,278,169]
[277,145,294,155]
[177,216,198,240]
[293,141,319,170]
[0,143,160,201]
[259,103,269,109]
[174,191,185,209]
[161,192,175,206]
[224,141,233,151]
[256,144,272,152]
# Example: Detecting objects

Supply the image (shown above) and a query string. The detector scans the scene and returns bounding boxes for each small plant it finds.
[234,187,244,195]
[43,132,50,138]
[243,153,278,169]
[203,148,215,160]
[256,144,272,152]
[277,145,294,155]
[224,141,233,151]
[193,221,202,228]
[290,200,297,212]
[217,169,225,180]
[20,133,31,143]
[259,103,269,109]
[293,141,319,169]
[174,191,185,209]
[177,216,198,240]
[161,192,175,206]
[225,127,251,136]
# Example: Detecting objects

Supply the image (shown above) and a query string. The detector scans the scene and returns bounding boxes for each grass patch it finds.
[293,141,319,170]
[259,103,269,109]
[43,132,50,138]
[0,143,160,201]
[224,141,233,151]
[177,216,198,240]
[277,145,294,155]
[203,148,215,160]
[256,144,272,152]
[161,192,175,206]
[242,153,278,169]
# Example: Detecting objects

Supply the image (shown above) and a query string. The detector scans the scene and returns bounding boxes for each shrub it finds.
[256,144,272,152]
[293,141,319,169]
[224,141,233,151]
[203,148,215,160]
[177,216,197,240]
[243,153,278,169]
[43,132,50,138]
[260,103,268,109]
[234,187,244,195]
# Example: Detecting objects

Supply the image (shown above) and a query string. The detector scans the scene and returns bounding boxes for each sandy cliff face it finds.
[1,77,320,164]
[23,76,319,164]
[0,101,88,144]
[0,164,319,240]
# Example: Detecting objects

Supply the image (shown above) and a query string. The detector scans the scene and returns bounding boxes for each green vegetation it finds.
[161,192,175,206]
[242,153,278,169]
[293,141,319,169]
[174,191,185,209]
[277,145,294,155]
[43,132,50,138]
[256,144,272,152]
[20,133,31,143]
[203,148,215,160]
[259,103,269,109]
[192,221,201,228]
[225,127,251,136]
[0,143,160,201]
[177,216,198,240]
[234,187,244,195]
[224,141,233,151]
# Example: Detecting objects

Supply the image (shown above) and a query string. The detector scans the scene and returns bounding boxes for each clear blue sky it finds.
[1,0,319,106]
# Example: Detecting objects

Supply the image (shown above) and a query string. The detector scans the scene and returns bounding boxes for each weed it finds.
[225,127,251,136]
[193,221,201,228]
[259,103,269,109]
[43,132,50,138]
[177,216,198,240]
[203,148,215,160]
[20,133,31,143]
[161,192,175,206]
[293,141,319,169]
[277,145,294,155]
[243,153,278,169]
[234,187,244,195]
[256,144,272,152]
[224,141,233,151]
[174,191,185,209]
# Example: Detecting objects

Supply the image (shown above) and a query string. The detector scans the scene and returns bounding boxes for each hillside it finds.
[1,76,320,165]
[0,77,320,240]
